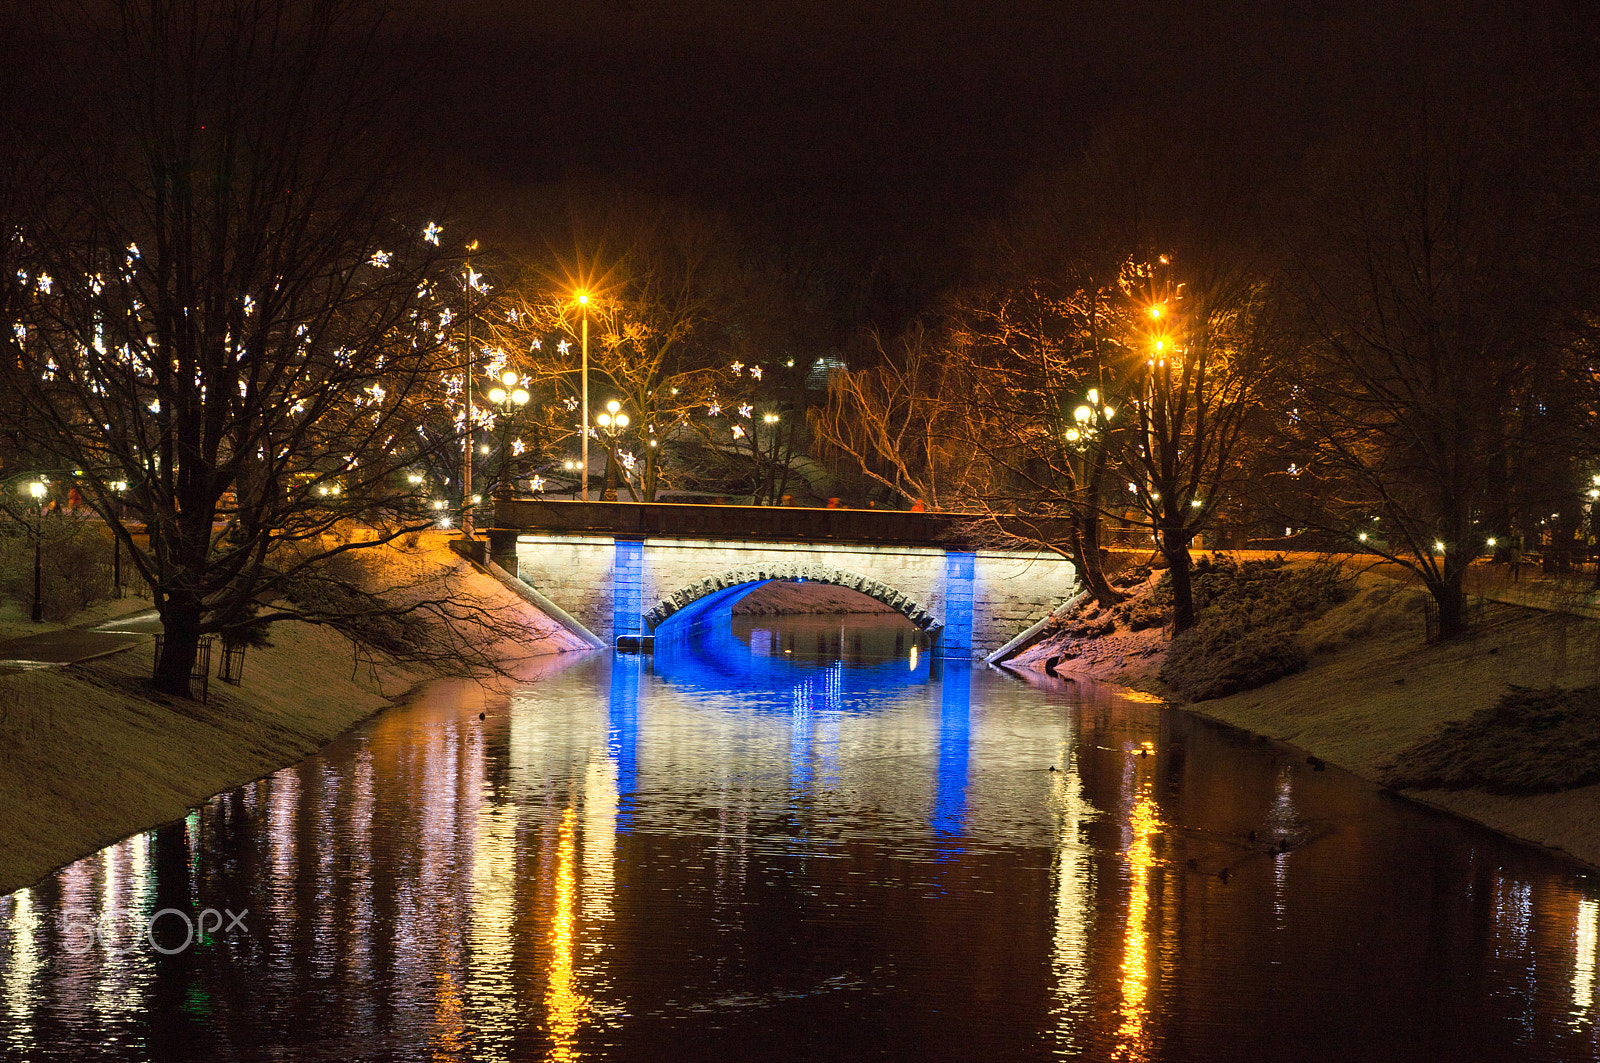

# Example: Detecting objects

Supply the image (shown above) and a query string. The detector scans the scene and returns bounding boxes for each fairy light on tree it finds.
[0,0,492,696]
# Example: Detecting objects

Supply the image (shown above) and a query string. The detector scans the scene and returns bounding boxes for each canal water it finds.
[4,613,1600,1061]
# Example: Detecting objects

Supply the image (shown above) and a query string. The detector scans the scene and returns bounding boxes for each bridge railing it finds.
[490,498,1074,550]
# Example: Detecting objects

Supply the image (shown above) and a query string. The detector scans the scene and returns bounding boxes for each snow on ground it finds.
[731,579,896,614]
[1007,567,1600,869]
[0,530,589,894]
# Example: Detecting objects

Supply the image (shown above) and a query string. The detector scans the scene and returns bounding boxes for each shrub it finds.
[0,515,117,621]
[1115,597,1166,631]
[1064,612,1116,639]
[1157,554,1351,702]
[1381,686,1600,794]
[1109,563,1151,588]
[1161,623,1308,702]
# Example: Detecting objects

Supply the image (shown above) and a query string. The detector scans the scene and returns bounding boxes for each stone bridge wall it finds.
[510,534,1077,659]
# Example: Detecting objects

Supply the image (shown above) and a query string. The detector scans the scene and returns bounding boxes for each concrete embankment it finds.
[0,535,588,895]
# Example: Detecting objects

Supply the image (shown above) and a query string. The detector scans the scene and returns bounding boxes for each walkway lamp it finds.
[595,400,630,502]
[28,480,45,622]
[110,480,127,597]
[486,369,531,500]
[461,240,481,539]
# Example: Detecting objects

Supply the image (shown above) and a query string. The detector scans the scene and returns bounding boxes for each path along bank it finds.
[1008,570,1600,870]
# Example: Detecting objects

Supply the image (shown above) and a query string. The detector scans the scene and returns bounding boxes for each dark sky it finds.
[407,0,1557,319]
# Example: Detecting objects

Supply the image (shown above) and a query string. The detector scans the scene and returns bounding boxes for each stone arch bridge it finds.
[484,500,1079,660]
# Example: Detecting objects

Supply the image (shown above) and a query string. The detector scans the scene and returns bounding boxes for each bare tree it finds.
[943,273,1134,607]
[1287,118,1566,638]
[810,323,971,510]
[1115,256,1276,632]
[1,0,469,695]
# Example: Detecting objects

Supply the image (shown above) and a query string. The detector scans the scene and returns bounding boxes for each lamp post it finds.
[28,480,45,622]
[461,241,481,539]
[577,290,591,501]
[594,399,629,502]
[110,480,127,597]
[487,369,531,500]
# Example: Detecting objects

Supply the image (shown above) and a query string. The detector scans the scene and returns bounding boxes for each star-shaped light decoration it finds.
[749,366,762,380]
[731,425,745,439]
[730,361,743,374]
[511,439,525,456]
[530,337,542,350]
[529,475,545,493]
[738,403,752,419]
[423,222,442,245]
[707,402,722,417]
[370,250,391,268]
[557,338,571,354]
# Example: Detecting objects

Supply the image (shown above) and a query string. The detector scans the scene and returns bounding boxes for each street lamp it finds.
[594,399,629,502]
[576,290,591,501]
[461,241,481,539]
[28,480,45,622]
[110,480,127,597]
[486,369,531,499]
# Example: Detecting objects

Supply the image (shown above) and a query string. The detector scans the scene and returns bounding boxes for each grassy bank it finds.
[1013,563,1600,869]
[0,534,587,895]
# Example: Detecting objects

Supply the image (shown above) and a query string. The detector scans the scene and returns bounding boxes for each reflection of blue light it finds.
[607,653,640,832]
[651,615,931,715]
[931,659,972,841]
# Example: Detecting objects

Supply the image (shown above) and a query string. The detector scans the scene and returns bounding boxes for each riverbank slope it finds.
[0,533,587,895]
[1010,570,1600,869]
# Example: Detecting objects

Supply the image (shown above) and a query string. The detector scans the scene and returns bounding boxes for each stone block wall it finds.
[514,533,1076,656]
[513,535,618,639]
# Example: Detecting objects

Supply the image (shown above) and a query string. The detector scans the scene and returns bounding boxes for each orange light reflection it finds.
[546,806,589,1062]
[1114,778,1160,1061]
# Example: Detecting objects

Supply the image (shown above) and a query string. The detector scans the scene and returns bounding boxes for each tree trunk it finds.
[1161,526,1197,634]
[1072,513,1122,607]
[153,590,204,698]
[1431,568,1469,639]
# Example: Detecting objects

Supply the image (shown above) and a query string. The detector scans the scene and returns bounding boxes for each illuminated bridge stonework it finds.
[486,500,1078,659]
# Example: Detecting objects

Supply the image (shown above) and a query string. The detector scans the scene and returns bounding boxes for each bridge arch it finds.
[644,562,943,636]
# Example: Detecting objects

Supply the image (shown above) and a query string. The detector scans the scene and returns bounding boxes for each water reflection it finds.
[1115,763,1160,1061]
[932,660,972,840]
[6,615,1600,1060]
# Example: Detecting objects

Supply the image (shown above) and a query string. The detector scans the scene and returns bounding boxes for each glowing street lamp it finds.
[27,481,45,622]
[487,369,531,499]
[576,290,591,501]
[594,400,630,502]
[461,239,482,539]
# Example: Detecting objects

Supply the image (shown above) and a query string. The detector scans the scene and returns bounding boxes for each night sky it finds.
[397,0,1569,325]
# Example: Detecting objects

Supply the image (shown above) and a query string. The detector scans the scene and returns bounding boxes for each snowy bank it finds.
[0,533,589,894]
[1009,568,1600,869]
